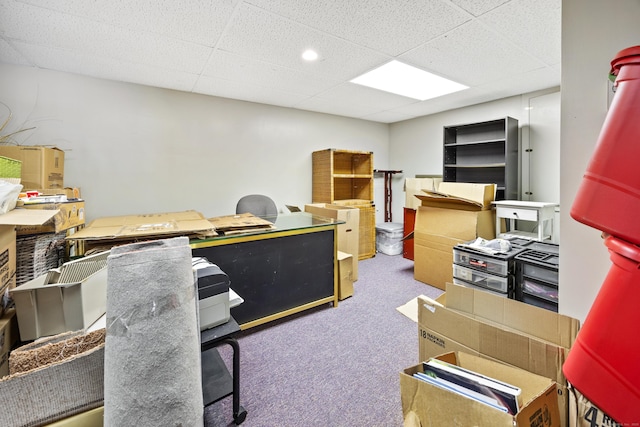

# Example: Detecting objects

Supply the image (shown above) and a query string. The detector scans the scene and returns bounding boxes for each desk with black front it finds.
[190,212,342,330]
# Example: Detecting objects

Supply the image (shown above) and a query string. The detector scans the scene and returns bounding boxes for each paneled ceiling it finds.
[0,0,561,123]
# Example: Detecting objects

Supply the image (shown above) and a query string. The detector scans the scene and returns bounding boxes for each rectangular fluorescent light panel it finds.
[350,60,468,101]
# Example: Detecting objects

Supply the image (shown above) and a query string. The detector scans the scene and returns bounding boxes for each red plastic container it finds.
[562,235,640,424]
[571,46,640,244]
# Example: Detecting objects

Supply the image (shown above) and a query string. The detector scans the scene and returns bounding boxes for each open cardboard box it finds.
[401,351,560,427]
[415,182,496,211]
[418,283,580,427]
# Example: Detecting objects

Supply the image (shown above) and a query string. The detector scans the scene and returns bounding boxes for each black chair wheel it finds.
[234,406,247,425]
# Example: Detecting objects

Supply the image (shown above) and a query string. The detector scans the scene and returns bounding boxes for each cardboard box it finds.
[401,351,560,427]
[9,252,109,341]
[28,187,81,199]
[337,250,354,300]
[0,225,16,293]
[413,206,494,289]
[418,283,580,427]
[0,308,18,377]
[305,203,359,281]
[415,182,496,211]
[404,177,442,210]
[0,146,64,189]
[16,200,85,235]
[65,210,217,244]
[568,385,619,427]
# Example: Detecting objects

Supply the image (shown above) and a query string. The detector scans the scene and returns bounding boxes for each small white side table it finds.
[492,200,558,241]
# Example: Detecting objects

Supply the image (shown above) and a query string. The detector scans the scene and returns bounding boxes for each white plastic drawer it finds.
[453,249,509,276]
[453,278,509,298]
[452,264,510,293]
[496,206,538,222]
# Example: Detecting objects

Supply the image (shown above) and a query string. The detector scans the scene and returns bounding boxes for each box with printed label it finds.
[418,283,580,427]
[400,351,561,427]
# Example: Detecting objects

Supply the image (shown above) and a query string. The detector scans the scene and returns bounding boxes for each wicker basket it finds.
[16,232,67,287]
[0,155,21,184]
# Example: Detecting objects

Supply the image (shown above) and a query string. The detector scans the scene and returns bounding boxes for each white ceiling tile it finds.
[476,66,560,98]
[1,1,212,73]
[0,38,32,66]
[387,86,495,117]
[245,0,472,56]
[217,3,389,80]
[311,83,420,111]
[400,20,547,86]
[449,0,510,17]
[194,74,310,107]
[15,0,239,46]
[9,40,200,92]
[202,50,339,96]
[0,0,562,123]
[295,95,385,119]
[479,0,561,65]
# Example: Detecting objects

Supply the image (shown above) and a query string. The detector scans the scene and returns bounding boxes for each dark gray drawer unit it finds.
[452,240,526,298]
[515,241,559,312]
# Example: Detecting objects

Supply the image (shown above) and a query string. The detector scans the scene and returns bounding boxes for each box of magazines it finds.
[400,351,561,427]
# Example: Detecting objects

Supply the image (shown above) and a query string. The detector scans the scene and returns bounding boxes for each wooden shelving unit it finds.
[312,149,375,259]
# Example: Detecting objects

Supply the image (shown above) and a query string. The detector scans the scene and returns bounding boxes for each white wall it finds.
[559,0,640,322]
[0,63,389,222]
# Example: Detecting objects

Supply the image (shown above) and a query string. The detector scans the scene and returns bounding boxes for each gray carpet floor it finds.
[204,252,443,427]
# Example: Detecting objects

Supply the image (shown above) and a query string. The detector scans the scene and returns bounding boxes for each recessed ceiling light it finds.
[350,60,468,101]
[302,49,319,61]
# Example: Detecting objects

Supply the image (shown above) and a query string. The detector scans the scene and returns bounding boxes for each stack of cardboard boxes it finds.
[413,182,497,290]
[0,145,87,374]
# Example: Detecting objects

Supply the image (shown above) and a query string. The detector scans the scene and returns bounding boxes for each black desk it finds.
[201,316,247,425]
[191,212,340,329]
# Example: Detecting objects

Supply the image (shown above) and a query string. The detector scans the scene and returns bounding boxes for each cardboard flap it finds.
[415,183,495,211]
[0,208,59,226]
[445,283,580,348]
[415,191,484,211]
[66,210,216,241]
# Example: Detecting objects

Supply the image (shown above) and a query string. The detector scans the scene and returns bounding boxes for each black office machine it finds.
[192,257,231,330]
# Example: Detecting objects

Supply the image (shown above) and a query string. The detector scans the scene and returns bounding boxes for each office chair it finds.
[236,194,278,219]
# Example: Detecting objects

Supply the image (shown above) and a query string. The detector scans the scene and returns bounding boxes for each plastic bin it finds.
[375,222,403,256]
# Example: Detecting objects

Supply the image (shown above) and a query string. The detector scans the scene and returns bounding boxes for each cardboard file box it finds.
[400,351,560,427]
[10,252,108,341]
